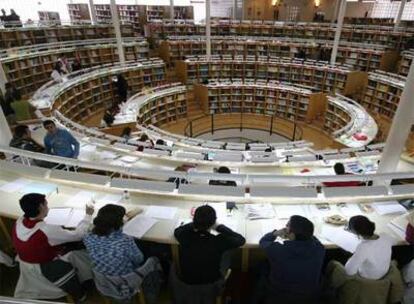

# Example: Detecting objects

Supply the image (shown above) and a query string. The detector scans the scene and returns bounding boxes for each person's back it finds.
[259,215,325,301]
[11,99,35,121]
[323,162,362,187]
[174,205,245,285]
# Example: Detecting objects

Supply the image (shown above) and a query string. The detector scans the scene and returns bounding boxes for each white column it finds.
[0,109,12,147]
[89,0,97,24]
[241,0,245,20]
[206,0,211,60]
[394,0,406,30]
[170,0,174,21]
[110,0,125,64]
[377,62,414,175]
[330,0,346,65]
[233,0,237,19]
[331,0,340,24]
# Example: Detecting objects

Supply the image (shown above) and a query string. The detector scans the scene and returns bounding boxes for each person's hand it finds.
[125,208,142,221]
[212,222,220,230]
[85,204,94,216]
[273,228,288,238]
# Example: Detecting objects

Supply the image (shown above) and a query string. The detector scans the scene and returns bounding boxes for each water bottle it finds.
[123,190,130,204]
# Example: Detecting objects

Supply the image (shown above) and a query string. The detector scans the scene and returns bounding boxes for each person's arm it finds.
[174,223,194,243]
[44,135,52,154]
[65,130,80,158]
[125,236,144,267]
[216,224,246,251]
[406,223,414,244]
[344,245,365,276]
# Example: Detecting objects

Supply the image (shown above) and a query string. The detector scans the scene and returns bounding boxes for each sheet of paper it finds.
[372,201,407,216]
[99,151,119,160]
[337,204,362,217]
[0,178,32,193]
[245,203,276,220]
[275,205,307,219]
[20,182,57,196]
[119,156,139,163]
[308,204,337,217]
[44,208,72,226]
[145,206,178,220]
[320,225,360,253]
[65,209,86,228]
[95,194,123,205]
[65,191,95,206]
[123,215,158,238]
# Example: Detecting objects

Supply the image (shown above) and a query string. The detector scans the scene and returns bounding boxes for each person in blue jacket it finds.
[43,120,79,159]
[253,215,325,304]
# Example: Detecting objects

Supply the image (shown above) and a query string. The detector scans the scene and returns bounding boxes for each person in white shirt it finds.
[345,215,393,280]
[12,193,94,301]
[51,62,65,83]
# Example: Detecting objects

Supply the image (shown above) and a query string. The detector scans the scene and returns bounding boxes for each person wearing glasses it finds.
[43,120,80,159]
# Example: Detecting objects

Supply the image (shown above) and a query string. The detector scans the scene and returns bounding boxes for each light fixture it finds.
[314,0,321,8]
[272,0,279,6]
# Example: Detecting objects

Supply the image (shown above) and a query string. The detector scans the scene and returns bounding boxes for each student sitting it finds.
[344,216,393,279]
[255,215,325,304]
[43,120,80,159]
[209,166,237,187]
[323,162,362,187]
[137,134,154,152]
[12,193,94,301]
[174,205,245,285]
[83,204,162,303]
[120,127,132,143]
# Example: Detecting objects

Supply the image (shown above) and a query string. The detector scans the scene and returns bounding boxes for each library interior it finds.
[2,0,414,303]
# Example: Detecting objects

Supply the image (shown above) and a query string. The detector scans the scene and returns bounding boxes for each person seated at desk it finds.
[255,215,325,304]
[43,120,80,159]
[323,162,362,187]
[174,205,245,285]
[328,216,393,282]
[209,166,237,187]
[83,204,162,302]
[137,134,154,152]
[12,193,94,301]
[120,127,132,143]
[10,124,44,153]
[405,211,414,245]
[51,62,65,83]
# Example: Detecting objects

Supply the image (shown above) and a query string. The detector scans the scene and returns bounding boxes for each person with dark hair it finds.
[71,57,82,72]
[8,9,22,27]
[83,204,161,302]
[51,62,65,83]
[114,74,128,104]
[101,108,115,128]
[137,133,154,152]
[43,120,80,159]
[120,127,132,143]
[344,215,393,279]
[254,215,325,303]
[174,205,245,284]
[10,124,44,153]
[323,162,362,187]
[1,85,15,124]
[12,193,94,301]
[209,166,237,187]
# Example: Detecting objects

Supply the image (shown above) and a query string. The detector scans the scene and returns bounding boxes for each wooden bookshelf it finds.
[150,21,413,48]
[323,100,352,135]
[159,37,398,72]
[52,60,167,124]
[194,81,328,124]
[68,3,92,24]
[0,24,136,49]
[138,86,188,126]
[398,50,414,76]
[0,39,149,98]
[344,18,394,26]
[176,56,367,96]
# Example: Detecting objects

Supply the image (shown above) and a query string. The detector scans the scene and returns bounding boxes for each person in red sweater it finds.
[323,162,362,187]
[12,193,94,301]
[405,212,414,244]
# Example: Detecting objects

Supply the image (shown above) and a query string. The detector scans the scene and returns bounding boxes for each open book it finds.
[45,208,86,228]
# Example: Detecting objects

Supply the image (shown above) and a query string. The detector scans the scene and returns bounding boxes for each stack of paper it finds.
[372,201,407,215]
[145,206,178,220]
[45,208,86,228]
[123,215,158,238]
[320,226,360,253]
[0,178,32,193]
[245,203,276,220]
[274,205,306,219]
[388,213,409,239]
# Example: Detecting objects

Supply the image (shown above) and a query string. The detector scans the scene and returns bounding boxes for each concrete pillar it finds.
[89,0,97,24]
[170,0,175,21]
[330,0,346,65]
[206,0,211,60]
[0,108,12,147]
[377,61,414,175]
[394,0,406,30]
[233,0,237,19]
[110,0,125,64]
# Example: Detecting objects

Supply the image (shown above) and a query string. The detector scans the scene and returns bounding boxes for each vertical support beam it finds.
[0,64,7,94]
[89,0,97,25]
[0,108,12,147]
[170,0,175,21]
[233,0,238,19]
[394,0,406,30]
[110,0,125,64]
[331,0,340,23]
[377,61,414,175]
[241,0,245,20]
[206,0,211,60]
[330,0,346,65]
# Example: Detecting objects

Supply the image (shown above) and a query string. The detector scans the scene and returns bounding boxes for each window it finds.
[287,6,300,22]
[371,0,414,20]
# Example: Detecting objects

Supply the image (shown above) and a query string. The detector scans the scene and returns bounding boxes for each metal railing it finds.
[184,113,303,141]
